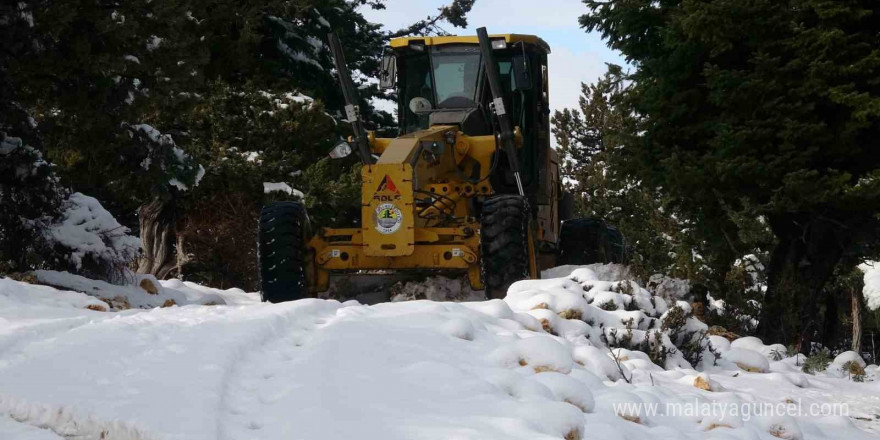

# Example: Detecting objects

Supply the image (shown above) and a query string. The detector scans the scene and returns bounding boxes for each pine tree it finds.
[0,2,65,273]
[5,0,479,287]
[581,0,880,349]
[553,66,682,280]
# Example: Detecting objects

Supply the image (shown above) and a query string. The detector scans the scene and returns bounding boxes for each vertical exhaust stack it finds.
[476,27,524,196]
[327,32,374,165]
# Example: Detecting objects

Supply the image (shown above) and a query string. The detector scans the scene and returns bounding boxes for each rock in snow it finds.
[0,265,878,439]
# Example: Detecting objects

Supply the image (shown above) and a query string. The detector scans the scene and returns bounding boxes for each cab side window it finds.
[401,53,432,133]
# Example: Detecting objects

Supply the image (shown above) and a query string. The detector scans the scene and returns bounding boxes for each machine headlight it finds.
[491,39,507,50]
[329,140,352,159]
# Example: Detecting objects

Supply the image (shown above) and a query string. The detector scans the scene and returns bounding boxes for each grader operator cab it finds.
[258,28,625,302]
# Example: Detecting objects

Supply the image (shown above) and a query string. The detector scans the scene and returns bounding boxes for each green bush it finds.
[802,351,832,375]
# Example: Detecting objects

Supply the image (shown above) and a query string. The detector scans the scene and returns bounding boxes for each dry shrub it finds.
[708,325,740,341]
[619,414,641,424]
[693,375,712,391]
[178,191,260,291]
[705,423,733,431]
[100,295,131,310]
[557,309,582,320]
[139,278,159,294]
[843,360,866,382]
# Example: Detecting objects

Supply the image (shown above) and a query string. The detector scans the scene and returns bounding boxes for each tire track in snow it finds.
[214,300,341,440]
[0,316,108,371]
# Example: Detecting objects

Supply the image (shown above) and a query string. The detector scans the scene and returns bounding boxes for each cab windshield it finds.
[401,45,483,133]
[431,48,481,107]
[399,44,522,134]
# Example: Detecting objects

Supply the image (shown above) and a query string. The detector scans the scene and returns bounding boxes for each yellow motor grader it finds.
[257,28,624,302]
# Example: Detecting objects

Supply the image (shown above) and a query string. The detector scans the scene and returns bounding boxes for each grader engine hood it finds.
[362,164,415,256]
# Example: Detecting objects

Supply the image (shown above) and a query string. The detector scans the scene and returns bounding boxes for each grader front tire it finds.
[480,195,531,299]
[258,202,310,303]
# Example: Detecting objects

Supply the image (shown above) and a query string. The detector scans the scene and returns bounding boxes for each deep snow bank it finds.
[0,266,878,440]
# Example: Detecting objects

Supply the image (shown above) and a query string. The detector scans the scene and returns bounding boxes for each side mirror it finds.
[379,53,397,89]
[328,140,352,159]
[512,55,532,91]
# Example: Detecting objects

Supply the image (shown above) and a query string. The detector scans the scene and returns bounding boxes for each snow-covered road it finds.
[1,268,879,440]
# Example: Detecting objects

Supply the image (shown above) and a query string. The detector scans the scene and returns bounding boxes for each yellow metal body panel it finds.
[376,137,418,164]
[307,125,527,293]
[362,164,415,257]
[390,34,551,54]
[366,132,393,155]
[310,226,479,270]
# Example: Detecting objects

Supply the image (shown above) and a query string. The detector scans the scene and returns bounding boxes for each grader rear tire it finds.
[558,218,626,265]
[480,195,530,299]
[258,202,310,303]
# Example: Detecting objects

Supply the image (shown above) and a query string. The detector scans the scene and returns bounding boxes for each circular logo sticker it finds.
[375,203,403,234]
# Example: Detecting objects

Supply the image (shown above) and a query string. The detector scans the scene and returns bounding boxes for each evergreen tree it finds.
[0,2,65,273]
[4,0,479,287]
[553,65,774,326]
[0,134,65,274]
[553,66,683,280]
[581,0,880,349]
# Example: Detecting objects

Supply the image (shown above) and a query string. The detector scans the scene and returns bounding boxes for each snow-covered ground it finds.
[31,270,251,309]
[1,266,879,440]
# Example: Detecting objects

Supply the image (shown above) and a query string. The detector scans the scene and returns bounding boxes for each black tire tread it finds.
[480,195,530,299]
[558,217,626,265]
[258,201,309,303]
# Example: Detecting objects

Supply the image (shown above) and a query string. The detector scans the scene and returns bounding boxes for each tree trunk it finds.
[852,282,864,353]
[175,231,190,279]
[756,215,847,354]
[755,232,797,344]
[136,197,178,279]
[820,290,838,349]
[872,332,876,364]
